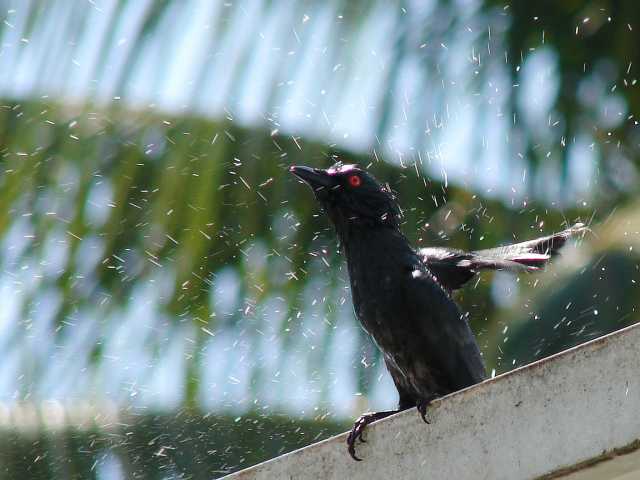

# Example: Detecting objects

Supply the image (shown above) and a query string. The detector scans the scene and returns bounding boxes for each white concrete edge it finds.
[223,322,640,480]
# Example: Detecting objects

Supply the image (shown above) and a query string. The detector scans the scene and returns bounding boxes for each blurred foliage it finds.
[0,408,349,479]
[502,250,639,365]
[486,0,640,196]
[0,98,592,407]
[1,0,640,476]
[497,203,640,367]
[1,0,637,198]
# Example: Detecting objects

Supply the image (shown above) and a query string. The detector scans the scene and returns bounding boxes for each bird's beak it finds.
[289,165,334,190]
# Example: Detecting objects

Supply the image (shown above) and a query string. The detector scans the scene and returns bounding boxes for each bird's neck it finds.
[337,222,414,262]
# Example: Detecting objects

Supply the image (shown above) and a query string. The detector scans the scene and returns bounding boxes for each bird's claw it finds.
[417,400,432,424]
[347,416,370,461]
[346,411,397,461]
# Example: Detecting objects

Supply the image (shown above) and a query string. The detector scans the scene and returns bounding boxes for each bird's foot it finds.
[416,398,434,424]
[347,410,397,461]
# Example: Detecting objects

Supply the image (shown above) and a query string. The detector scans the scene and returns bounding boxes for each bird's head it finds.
[290,163,401,231]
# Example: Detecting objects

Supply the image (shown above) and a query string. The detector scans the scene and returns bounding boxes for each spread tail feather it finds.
[473,223,587,269]
[420,223,587,290]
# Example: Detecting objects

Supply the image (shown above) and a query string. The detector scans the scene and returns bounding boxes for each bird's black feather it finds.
[419,223,586,291]
[290,164,583,460]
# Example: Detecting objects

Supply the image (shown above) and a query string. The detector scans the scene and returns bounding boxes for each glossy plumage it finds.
[290,163,585,460]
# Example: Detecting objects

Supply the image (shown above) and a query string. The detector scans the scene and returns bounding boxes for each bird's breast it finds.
[350,264,411,341]
[343,229,425,347]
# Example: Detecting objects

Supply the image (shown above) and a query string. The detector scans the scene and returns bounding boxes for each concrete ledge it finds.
[224,322,640,480]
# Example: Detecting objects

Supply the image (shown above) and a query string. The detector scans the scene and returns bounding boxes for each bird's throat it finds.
[339,222,414,270]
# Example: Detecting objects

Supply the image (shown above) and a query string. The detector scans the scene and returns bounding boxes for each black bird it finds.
[290,163,585,461]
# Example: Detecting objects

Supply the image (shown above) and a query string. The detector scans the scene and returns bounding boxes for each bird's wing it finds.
[419,223,587,291]
[401,269,487,392]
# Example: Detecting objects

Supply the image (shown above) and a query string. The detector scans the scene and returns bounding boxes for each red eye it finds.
[348,175,362,187]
